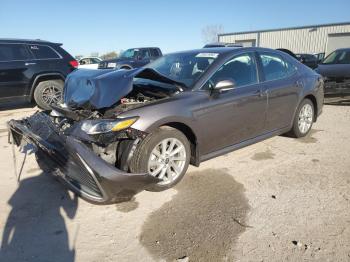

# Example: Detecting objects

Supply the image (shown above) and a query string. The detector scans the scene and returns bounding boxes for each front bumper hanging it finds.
[7,113,159,204]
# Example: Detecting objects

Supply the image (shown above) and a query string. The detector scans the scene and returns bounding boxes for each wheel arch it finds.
[119,64,133,70]
[160,122,200,167]
[30,73,65,101]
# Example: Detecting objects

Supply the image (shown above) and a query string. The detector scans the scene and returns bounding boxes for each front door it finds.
[195,52,267,155]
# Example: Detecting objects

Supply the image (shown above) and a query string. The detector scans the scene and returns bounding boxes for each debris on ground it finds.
[292,240,303,248]
[176,255,189,262]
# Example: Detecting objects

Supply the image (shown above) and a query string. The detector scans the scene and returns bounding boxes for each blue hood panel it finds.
[63,68,184,110]
[63,68,143,109]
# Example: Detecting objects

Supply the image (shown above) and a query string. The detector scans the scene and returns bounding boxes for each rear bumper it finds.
[8,115,159,205]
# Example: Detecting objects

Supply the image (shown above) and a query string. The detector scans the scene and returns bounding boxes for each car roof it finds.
[334,48,350,51]
[168,47,283,56]
[126,47,160,50]
[203,42,243,47]
[0,38,61,45]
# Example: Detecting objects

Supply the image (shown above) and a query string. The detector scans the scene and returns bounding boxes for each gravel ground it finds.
[0,104,349,262]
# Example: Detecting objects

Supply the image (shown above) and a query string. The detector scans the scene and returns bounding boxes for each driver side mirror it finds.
[213,80,236,92]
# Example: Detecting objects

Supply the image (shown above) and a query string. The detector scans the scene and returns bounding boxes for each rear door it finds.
[0,43,34,100]
[257,52,300,132]
[27,44,63,74]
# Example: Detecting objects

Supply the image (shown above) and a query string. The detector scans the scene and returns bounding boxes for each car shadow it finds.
[324,99,350,106]
[0,172,78,262]
[0,101,36,111]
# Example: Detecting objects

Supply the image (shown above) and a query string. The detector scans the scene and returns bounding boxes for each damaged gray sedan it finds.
[8,47,324,204]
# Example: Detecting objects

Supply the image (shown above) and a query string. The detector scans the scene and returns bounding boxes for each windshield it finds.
[90,58,101,63]
[322,50,350,64]
[120,48,138,58]
[145,52,218,87]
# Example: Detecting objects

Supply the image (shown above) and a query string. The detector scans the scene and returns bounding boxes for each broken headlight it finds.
[81,117,138,135]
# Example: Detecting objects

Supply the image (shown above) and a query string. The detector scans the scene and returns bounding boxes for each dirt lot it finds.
[0,104,349,262]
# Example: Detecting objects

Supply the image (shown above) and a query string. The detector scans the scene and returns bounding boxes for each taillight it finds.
[69,60,79,68]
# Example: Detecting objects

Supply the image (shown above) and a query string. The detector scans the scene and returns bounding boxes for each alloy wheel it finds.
[298,103,313,134]
[148,138,187,185]
[42,85,62,106]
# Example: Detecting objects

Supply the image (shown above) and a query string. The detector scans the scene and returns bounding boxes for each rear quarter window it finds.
[29,45,60,59]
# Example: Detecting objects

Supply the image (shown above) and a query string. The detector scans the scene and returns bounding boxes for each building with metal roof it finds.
[218,22,350,56]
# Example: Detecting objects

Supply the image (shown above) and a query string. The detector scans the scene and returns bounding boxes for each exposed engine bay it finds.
[45,68,184,173]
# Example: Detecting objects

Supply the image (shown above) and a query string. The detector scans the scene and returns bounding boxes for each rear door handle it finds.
[25,62,36,66]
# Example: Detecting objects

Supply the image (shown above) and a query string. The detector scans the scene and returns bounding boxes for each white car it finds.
[78,57,102,69]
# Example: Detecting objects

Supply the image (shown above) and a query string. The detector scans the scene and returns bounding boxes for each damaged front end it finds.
[8,68,185,204]
[8,112,160,204]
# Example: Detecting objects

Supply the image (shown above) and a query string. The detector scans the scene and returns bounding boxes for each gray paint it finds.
[120,47,324,160]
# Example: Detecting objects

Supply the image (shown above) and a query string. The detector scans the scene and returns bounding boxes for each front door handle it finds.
[25,62,36,66]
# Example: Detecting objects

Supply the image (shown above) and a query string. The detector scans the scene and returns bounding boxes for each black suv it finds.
[296,53,319,69]
[98,47,162,69]
[0,39,77,110]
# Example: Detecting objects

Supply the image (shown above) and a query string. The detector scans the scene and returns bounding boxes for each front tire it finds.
[33,80,64,110]
[129,127,191,191]
[289,98,314,138]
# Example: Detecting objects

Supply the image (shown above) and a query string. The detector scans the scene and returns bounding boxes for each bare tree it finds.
[201,24,224,44]
[90,52,99,57]
[100,51,118,60]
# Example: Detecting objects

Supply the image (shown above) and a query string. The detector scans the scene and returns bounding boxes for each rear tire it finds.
[288,98,314,138]
[129,127,191,191]
[33,80,64,110]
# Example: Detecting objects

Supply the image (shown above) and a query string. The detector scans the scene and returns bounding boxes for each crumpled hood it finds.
[63,68,185,110]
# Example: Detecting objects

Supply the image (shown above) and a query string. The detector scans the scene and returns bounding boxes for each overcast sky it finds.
[1,0,349,56]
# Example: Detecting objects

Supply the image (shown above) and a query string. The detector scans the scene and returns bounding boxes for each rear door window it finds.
[29,45,60,59]
[0,44,31,62]
[259,53,292,81]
